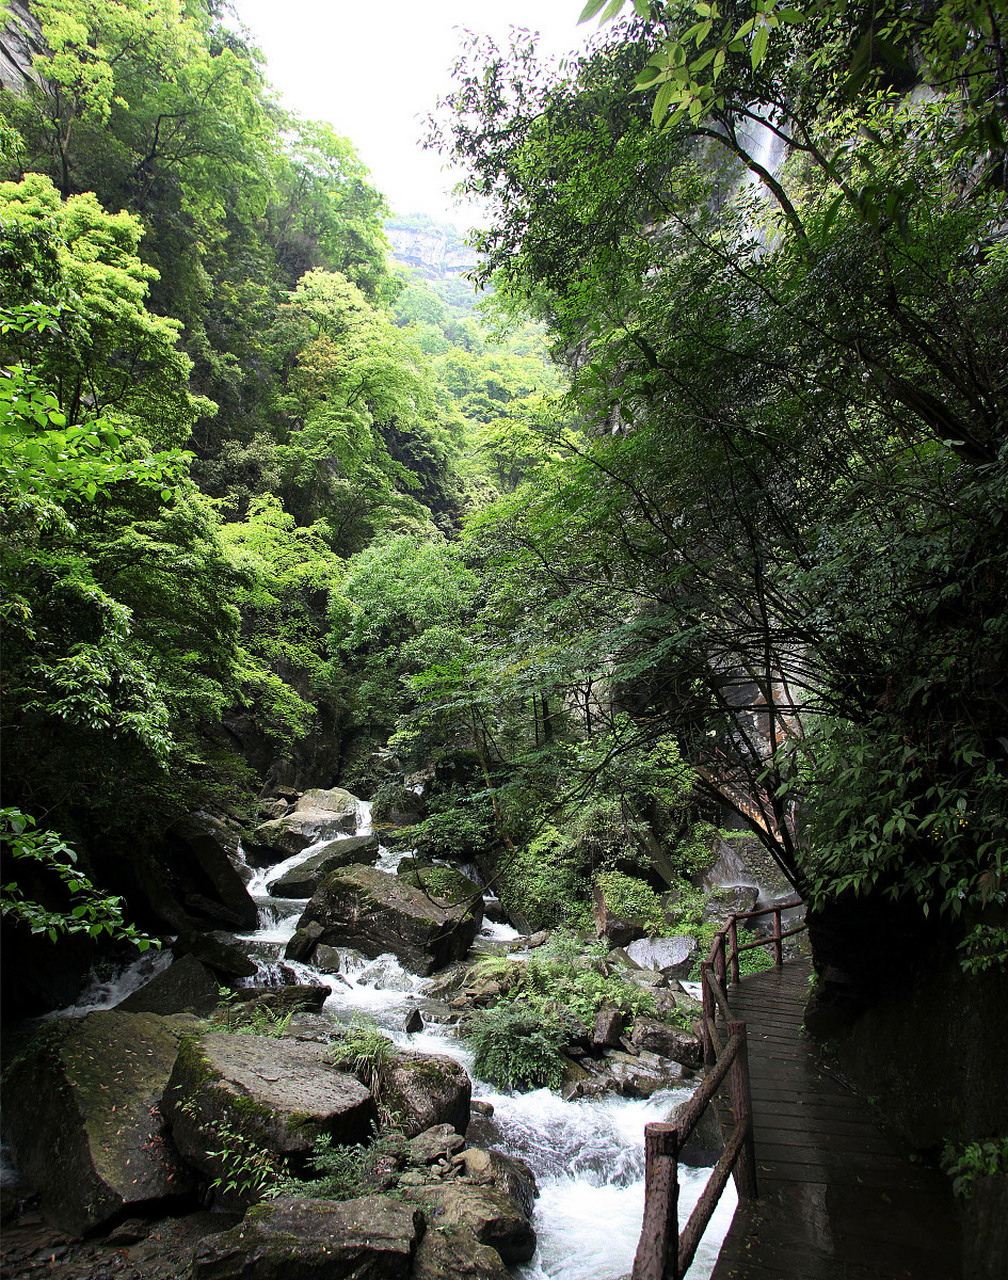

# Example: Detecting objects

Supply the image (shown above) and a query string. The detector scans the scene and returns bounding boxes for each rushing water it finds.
[45,801,734,1279]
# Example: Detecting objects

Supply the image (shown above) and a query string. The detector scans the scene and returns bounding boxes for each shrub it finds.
[467,1001,568,1091]
[594,869,665,934]
[497,826,592,930]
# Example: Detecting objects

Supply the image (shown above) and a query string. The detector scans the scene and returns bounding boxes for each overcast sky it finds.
[229,1,595,230]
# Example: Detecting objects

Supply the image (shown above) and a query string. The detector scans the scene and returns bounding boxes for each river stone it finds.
[244,789,361,865]
[408,1183,535,1264]
[191,1195,423,1279]
[285,920,324,962]
[412,1225,512,1280]
[629,1018,701,1067]
[378,1049,471,1138]
[161,1033,376,1177]
[593,1006,626,1048]
[267,834,380,897]
[408,1124,466,1166]
[459,1149,538,1217]
[2,1011,198,1236]
[295,864,483,976]
[118,953,221,1017]
[312,943,342,973]
[625,936,694,971]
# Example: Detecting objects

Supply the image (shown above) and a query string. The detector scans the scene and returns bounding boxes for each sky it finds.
[229,1,596,229]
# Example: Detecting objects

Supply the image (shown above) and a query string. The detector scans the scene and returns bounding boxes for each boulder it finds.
[703,884,759,925]
[161,1033,376,1179]
[592,884,646,947]
[2,1011,197,1235]
[118,953,221,1018]
[407,1124,466,1166]
[457,1149,537,1218]
[629,1018,701,1068]
[267,835,379,898]
[244,788,361,865]
[285,920,324,963]
[295,865,482,977]
[625,936,695,973]
[228,985,330,1016]
[176,930,258,980]
[404,1008,424,1034]
[191,1195,423,1279]
[312,944,342,973]
[378,1050,472,1139]
[412,1225,511,1280]
[408,1183,535,1265]
[167,817,259,932]
[396,861,483,908]
[373,785,427,827]
[593,1006,626,1049]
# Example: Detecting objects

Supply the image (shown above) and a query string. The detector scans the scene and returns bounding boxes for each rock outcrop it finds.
[377,1050,472,1139]
[118,953,221,1018]
[2,1011,198,1235]
[290,864,482,975]
[161,1033,376,1181]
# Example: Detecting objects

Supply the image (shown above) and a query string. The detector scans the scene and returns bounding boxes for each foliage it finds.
[941,1137,1008,1200]
[466,999,569,1091]
[0,807,156,947]
[326,1017,399,1125]
[594,869,666,934]
[210,994,294,1038]
[272,1129,399,1202]
[205,1121,281,1203]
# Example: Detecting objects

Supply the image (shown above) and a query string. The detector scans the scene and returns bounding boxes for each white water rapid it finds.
[45,801,734,1278]
[226,801,735,1279]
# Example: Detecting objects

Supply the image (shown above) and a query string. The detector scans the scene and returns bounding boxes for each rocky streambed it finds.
[1,790,746,1280]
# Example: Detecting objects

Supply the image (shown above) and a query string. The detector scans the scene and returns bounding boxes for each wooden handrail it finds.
[632,897,807,1280]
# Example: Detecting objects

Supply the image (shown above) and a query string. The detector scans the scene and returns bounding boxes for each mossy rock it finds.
[2,1011,199,1236]
[376,1049,471,1138]
[161,1032,375,1183]
[396,860,483,907]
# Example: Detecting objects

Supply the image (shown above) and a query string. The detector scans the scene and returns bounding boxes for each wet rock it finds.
[397,860,482,905]
[482,897,508,925]
[284,920,324,963]
[412,1224,511,1280]
[408,1124,466,1166]
[458,1149,537,1218]
[312,943,342,973]
[167,817,259,932]
[267,834,380,898]
[678,1103,725,1167]
[2,1011,198,1236]
[191,1195,423,1279]
[295,864,482,976]
[592,885,647,947]
[404,1008,424,1034]
[629,1018,701,1068]
[244,788,361,864]
[373,785,427,827]
[378,1050,471,1139]
[117,953,221,1018]
[161,1033,376,1179]
[228,984,330,1015]
[175,930,257,980]
[470,1100,494,1117]
[703,884,759,925]
[593,1006,626,1049]
[408,1183,535,1265]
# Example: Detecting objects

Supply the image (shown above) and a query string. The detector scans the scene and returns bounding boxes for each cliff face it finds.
[386,217,478,281]
[0,0,44,96]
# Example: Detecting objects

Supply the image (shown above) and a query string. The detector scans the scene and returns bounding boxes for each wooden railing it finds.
[631,898,807,1280]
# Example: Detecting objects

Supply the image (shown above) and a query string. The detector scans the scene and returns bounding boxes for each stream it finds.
[50,804,736,1279]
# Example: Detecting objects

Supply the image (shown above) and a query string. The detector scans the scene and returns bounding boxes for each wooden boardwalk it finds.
[708,958,962,1280]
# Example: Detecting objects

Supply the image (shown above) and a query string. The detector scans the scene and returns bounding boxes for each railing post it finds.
[773,906,783,966]
[727,1021,758,1201]
[728,917,739,986]
[632,1122,680,1280]
[701,961,715,1066]
[715,932,727,992]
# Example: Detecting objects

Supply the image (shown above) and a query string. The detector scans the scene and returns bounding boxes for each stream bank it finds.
[2,794,749,1280]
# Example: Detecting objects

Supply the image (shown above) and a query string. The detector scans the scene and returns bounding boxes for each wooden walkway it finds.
[709,958,962,1280]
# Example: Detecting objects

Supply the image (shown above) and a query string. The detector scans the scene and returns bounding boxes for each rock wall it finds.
[386,219,478,280]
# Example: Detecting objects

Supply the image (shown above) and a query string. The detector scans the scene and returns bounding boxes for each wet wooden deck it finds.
[708,958,962,1280]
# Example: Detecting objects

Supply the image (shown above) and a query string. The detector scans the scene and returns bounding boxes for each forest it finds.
[0,0,1006,1276]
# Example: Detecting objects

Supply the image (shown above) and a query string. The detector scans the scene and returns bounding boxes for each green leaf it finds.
[579,0,613,21]
[751,24,769,69]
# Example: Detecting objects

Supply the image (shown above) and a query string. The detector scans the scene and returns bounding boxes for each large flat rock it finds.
[2,1011,198,1235]
[245,789,361,865]
[191,1195,423,1279]
[292,864,482,976]
[162,1032,376,1180]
